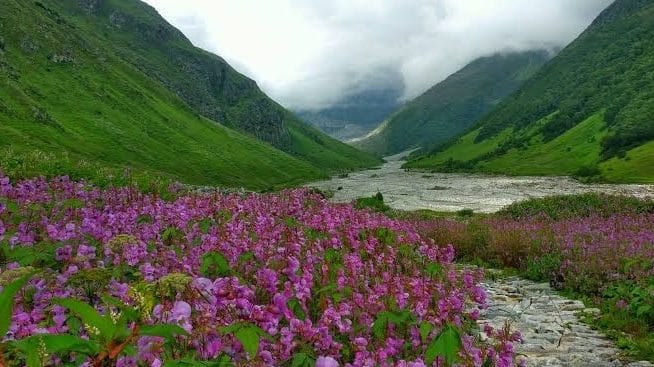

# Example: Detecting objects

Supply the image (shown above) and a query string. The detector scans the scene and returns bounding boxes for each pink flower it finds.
[171,301,191,322]
[316,356,339,367]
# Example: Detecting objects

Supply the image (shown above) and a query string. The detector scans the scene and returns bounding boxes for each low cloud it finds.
[144,0,614,110]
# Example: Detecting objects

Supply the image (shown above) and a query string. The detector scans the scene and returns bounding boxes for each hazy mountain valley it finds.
[1,0,653,366]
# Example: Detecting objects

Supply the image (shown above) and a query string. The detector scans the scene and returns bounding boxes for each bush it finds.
[497,193,654,220]
[354,191,390,213]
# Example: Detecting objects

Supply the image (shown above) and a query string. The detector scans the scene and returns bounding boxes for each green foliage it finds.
[6,294,188,365]
[354,192,390,213]
[425,326,461,366]
[498,193,654,220]
[371,309,415,340]
[1,241,61,269]
[524,254,562,282]
[573,164,602,182]
[419,321,434,343]
[163,355,234,367]
[456,208,475,217]
[200,251,232,278]
[287,298,307,320]
[291,352,316,367]
[219,322,269,358]
[54,298,118,340]
[141,324,189,342]
[0,274,32,337]
[12,334,99,367]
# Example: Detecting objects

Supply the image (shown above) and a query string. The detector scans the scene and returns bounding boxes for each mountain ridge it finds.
[0,0,380,189]
[352,50,550,156]
[405,0,654,183]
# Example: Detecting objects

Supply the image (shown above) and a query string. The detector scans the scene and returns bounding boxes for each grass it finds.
[601,140,654,183]
[478,113,605,175]
[405,112,654,183]
[404,128,512,169]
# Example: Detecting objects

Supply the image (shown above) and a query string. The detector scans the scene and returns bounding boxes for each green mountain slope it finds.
[352,51,549,156]
[0,0,379,189]
[406,0,654,183]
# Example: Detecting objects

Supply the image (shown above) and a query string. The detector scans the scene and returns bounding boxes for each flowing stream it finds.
[307,151,654,213]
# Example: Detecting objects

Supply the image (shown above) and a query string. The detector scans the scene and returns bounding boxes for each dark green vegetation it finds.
[497,192,654,220]
[354,192,390,213]
[415,193,654,361]
[0,0,380,190]
[407,0,654,183]
[353,51,549,156]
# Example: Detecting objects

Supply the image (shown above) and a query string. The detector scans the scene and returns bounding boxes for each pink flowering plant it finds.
[0,175,516,366]
[413,194,654,361]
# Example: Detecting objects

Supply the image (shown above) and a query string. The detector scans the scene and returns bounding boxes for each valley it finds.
[1,0,654,366]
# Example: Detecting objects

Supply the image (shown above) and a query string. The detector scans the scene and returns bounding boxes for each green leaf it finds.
[291,352,315,367]
[287,298,306,320]
[140,323,189,341]
[218,323,242,335]
[387,310,414,324]
[324,248,342,264]
[0,274,32,337]
[211,354,236,367]
[54,298,115,339]
[101,294,139,321]
[235,326,260,358]
[372,312,389,340]
[10,337,40,367]
[419,321,434,343]
[425,326,461,366]
[636,304,652,318]
[238,251,255,263]
[13,334,99,355]
[426,262,444,278]
[163,357,202,367]
[198,218,213,234]
[200,251,231,278]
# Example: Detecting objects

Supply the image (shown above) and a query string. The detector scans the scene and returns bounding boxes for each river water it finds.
[306,152,654,213]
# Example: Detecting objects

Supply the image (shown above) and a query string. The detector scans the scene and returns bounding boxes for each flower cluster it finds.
[0,175,514,366]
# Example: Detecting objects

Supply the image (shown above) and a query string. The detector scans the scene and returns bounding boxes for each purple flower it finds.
[316,356,339,367]
[170,301,191,322]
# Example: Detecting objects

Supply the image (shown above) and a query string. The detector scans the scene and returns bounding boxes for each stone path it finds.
[479,275,653,367]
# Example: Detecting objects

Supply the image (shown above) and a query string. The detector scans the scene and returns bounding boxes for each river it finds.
[306,152,654,213]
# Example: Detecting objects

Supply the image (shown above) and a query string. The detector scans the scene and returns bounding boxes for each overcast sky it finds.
[143,0,614,111]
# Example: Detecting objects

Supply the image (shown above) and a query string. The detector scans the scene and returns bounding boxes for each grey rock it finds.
[480,275,644,367]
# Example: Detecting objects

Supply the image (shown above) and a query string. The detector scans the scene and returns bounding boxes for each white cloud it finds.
[143,0,614,110]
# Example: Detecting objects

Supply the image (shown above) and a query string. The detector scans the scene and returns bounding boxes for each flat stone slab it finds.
[479,276,653,367]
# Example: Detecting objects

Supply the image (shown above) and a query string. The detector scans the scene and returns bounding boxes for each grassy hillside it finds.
[0,0,379,189]
[407,0,654,183]
[353,51,549,156]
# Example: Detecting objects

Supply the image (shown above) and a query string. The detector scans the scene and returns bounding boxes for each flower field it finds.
[0,175,516,366]
[414,194,654,361]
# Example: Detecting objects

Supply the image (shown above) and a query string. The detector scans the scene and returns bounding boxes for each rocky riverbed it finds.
[307,152,654,213]
[481,275,652,367]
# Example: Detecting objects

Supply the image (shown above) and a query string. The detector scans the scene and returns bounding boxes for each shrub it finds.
[354,191,390,213]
